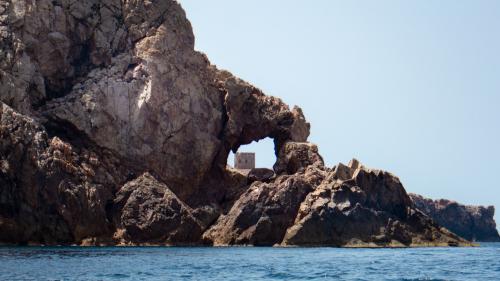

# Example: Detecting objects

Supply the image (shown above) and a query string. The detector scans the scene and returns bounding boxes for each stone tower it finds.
[234,152,255,170]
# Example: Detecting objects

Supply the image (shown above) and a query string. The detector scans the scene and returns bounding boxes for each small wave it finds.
[394,278,447,281]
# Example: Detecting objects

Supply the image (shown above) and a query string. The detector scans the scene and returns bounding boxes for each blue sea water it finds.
[0,243,499,281]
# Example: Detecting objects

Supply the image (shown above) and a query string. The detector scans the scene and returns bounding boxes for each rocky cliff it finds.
[0,0,473,246]
[410,194,500,242]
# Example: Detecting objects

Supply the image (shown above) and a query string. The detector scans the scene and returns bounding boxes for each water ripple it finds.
[0,243,499,280]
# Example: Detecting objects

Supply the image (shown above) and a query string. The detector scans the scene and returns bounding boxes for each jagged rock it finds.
[281,160,465,247]
[113,173,203,245]
[273,141,324,175]
[41,1,224,200]
[38,5,308,201]
[0,0,128,114]
[410,194,500,242]
[219,72,310,155]
[203,166,327,246]
[204,159,468,247]
[0,102,125,244]
[0,0,484,247]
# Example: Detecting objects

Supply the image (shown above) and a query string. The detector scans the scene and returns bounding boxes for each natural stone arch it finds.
[212,71,311,174]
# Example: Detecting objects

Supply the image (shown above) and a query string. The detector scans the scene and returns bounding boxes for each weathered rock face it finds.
[203,158,467,247]
[203,165,327,246]
[0,0,311,245]
[0,102,126,244]
[280,161,464,247]
[410,194,500,242]
[273,141,324,175]
[0,0,129,114]
[0,0,483,247]
[112,173,203,245]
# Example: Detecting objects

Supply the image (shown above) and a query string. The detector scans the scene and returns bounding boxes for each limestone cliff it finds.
[0,0,476,247]
[410,194,500,242]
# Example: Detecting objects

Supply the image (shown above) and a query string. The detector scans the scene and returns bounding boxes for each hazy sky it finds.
[179,1,500,227]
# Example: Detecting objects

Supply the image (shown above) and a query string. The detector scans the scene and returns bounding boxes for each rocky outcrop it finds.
[410,194,500,242]
[0,102,126,244]
[0,0,480,247]
[280,161,464,247]
[203,165,326,246]
[112,173,203,245]
[204,158,467,247]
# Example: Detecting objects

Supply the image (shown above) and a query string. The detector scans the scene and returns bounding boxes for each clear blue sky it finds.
[180,1,500,227]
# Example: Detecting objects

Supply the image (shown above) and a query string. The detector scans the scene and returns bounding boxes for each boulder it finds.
[247,168,275,183]
[204,159,469,247]
[113,173,203,245]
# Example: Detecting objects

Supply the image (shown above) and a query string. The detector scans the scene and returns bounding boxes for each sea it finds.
[0,243,499,280]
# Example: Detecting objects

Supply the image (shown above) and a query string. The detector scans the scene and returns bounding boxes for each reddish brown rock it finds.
[203,166,327,246]
[410,194,500,242]
[0,0,480,247]
[281,161,466,247]
[0,102,126,244]
[203,158,469,247]
[113,173,203,245]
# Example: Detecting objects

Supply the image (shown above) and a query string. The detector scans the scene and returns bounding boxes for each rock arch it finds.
[212,70,312,174]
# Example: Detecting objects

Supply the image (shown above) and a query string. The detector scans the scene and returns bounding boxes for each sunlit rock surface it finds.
[0,0,480,247]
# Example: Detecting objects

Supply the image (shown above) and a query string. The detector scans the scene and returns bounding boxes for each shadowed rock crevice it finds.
[0,0,133,112]
[43,116,96,150]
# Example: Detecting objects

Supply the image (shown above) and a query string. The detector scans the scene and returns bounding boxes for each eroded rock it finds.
[273,141,324,175]
[0,102,125,244]
[0,0,484,247]
[203,166,327,246]
[410,194,500,242]
[0,0,129,114]
[113,173,203,245]
[281,160,465,247]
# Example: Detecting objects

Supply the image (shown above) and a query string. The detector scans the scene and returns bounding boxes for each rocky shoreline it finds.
[410,194,500,242]
[0,0,494,247]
